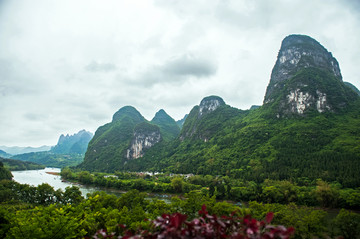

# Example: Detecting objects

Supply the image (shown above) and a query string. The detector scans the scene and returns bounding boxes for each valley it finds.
[1,34,360,238]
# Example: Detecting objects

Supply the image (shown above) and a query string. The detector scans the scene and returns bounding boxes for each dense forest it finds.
[1,172,359,238]
[0,157,45,171]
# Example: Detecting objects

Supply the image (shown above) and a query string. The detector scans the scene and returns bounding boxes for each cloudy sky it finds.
[1,0,360,147]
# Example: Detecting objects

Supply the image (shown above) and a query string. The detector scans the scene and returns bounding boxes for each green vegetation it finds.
[80,106,180,172]
[0,162,12,180]
[11,152,84,168]
[0,157,45,171]
[61,168,360,210]
[151,109,180,141]
[119,97,360,189]
[1,177,359,238]
[0,150,11,158]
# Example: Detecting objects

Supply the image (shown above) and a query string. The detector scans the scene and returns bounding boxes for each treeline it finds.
[0,180,83,206]
[12,151,84,168]
[1,181,360,238]
[0,157,45,171]
[61,168,360,210]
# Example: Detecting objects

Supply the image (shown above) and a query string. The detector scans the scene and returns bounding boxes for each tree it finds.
[171,177,184,193]
[333,209,360,239]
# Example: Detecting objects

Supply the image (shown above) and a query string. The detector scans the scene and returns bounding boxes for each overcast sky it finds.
[1,0,360,147]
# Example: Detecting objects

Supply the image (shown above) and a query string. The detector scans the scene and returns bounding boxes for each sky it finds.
[0,0,360,147]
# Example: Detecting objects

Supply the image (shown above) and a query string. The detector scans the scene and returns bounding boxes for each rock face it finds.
[180,96,226,140]
[126,123,161,159]
[264,34,357,116]
[81,106,166,171]
[199,96,225,117]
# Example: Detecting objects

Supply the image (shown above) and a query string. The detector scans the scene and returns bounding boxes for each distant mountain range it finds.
[78,34,360,187]
[51,129,93,154]
[10,130,93,168]
[0,145,51,156]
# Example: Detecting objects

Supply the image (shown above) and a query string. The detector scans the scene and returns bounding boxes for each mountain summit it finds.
[264,34,357,116]
[51,130,93,154]
[151,109,180,141]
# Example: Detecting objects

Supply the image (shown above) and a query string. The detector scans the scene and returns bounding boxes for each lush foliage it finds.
[0,162,12,180]
[11,151,84,168]
[80,106,180,172]
[94,206,294,239]
[119,97,360,188]
[0,157,45,171]
[2,179,358,238]
[61,168,360,210]
[151,109,180,141]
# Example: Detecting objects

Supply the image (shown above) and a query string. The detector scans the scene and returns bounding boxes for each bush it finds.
[93,205,294,239]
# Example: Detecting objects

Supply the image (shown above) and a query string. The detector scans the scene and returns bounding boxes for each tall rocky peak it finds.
[199,96,225,117]
[263,34,357,116]
[126,122,161,160]
[51,129,93,154]
[112,106,145,123]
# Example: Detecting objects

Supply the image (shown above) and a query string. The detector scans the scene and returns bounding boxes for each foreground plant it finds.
[93,205,294,239]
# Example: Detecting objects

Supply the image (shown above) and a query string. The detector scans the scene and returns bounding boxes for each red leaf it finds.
[266,212,274,224]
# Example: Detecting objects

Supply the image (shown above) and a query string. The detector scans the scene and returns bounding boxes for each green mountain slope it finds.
[151,109,180,141]
[0,157,45,171]
[79,106,176,172]
[82,34,360,187]
[0,161,13,180]
[11,152,83,168]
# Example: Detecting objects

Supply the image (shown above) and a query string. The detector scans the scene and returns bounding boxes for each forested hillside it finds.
[79,34,360,187]
[0,157,45,171]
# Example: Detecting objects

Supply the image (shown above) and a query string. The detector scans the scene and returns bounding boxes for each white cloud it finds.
[0,0,359,146]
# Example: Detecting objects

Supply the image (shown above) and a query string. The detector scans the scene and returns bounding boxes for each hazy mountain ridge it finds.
[51,129,93,154]
[0,149,12,158]
[11,130,93,168]
[0,145,51,155]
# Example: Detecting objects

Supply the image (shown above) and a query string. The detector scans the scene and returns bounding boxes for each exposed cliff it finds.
[80,106,166,171]
[263,34,358,116]
[126,122,161,159]
[179,96,239,141]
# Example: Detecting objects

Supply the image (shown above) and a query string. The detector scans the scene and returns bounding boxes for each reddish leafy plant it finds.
[93,205,294,239]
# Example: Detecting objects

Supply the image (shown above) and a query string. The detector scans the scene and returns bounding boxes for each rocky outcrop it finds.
[263,34,357,116]
[180,96,226,140]
[199,96,225,117]
[126,122,161,159]
[264,35,342,104]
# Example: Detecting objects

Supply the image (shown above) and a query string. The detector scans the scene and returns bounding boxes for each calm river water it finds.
[11,168,126,197]
[11,168,171,202]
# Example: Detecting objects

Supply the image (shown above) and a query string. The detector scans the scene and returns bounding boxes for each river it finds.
[11,168,171,202]
[11,167,129,197]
